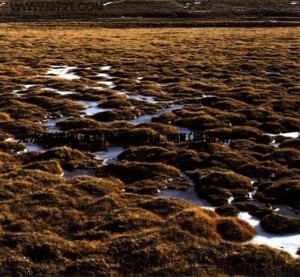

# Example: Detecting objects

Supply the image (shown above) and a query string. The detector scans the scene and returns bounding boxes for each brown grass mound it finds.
[99,98,131,109]
[258,179,300,209]
[0,112,12,121]
[193,170,252,190]
[238,160,291,179]
[174,114,222,131]
[0,99,47,121]
[0,119,45,136]
[125,179,182,195]
[22,160,63,175]
[280,138,300,150]
[100,208,164,233]
[31,146,98,170]
[138,197,191,218]
[70,176,124,197]
[118,146,171,162]
[170,208,221,240]
[56,117,102,131]
[264,148,300,168]
[92,109,138,122]
[216,217,255,242]
[96,161,181,184]
[215,205,240,217]
[0,169,64,187]
[260,214,300,235]
[0,140,25,153]
[0,151,20,173]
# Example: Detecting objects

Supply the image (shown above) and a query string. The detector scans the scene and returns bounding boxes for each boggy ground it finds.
[0,24,300,276]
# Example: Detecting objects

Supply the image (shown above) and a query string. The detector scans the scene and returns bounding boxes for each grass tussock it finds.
[96,161,181,184]
[216,217,255,242]
[260,214,300,235]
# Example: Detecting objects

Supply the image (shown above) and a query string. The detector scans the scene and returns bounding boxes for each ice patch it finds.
[45,66,80,80]
[98,80,115,88]
[12,84,36,94]
[228,196,234,204]
[17,141,46,154]
[159,187,216,210]
[76,100,112,116]
[94,146,124,165]
[250,178,258,185]
[203,94,215,98]
[270,139,281,148]
[43,87,77,96]
[131,104,184,125]
[97,73,114,79]
[42,116,69,132]
[136,77,144,83]
[24,84,36,89]
[100,65,112,71]
[117,91,158,104]
[264,132,300,139]
[238,212,300,258]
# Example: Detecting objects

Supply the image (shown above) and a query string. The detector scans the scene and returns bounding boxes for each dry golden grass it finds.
[0,24,299,276]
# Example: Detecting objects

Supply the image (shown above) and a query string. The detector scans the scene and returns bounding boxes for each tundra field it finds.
[0,24,300,276]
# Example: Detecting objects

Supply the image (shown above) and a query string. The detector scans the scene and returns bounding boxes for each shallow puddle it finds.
[42,116,69,132]
[94,146,124,165]
[159,187,215,210]
[126,94,158,104]
[45,65,80,80]
[100,66,112,71]
[76,100,113,116]
[264,131,300,139]
[43,87,77,96]
[97,72,114,79]
[98,80,116,88]
[18,141,47,154]
[131,104,184,125]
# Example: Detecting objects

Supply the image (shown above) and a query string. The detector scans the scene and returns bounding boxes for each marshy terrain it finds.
[0,24,299,276]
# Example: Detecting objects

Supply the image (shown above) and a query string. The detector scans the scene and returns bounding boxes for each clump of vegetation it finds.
[96,161,181,183]
[0,119,45,136]
[0,151,20,173]
[193,170,252,190]
[56,117,102,131]
[257,179,300,209]
[216,205,240,217]
[0,140,25,153]
[216,217,255,242]
[99,97,132,109]
[170,208,221,240]
[118,146,171,162]
[30,146,98,171]
[22,160,63,175]
[260,214,300,234]
[264,148,300,168]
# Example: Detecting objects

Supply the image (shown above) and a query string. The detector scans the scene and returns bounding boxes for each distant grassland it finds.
[1,24,299,75]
